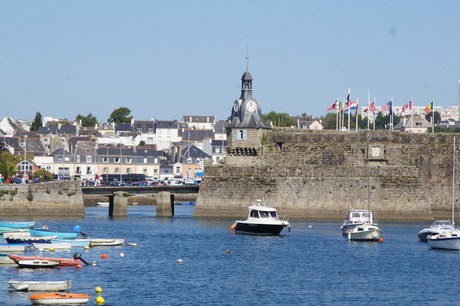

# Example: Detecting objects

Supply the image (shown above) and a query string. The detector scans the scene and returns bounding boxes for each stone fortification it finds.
[0,181,84,217]
[195,129,457,220]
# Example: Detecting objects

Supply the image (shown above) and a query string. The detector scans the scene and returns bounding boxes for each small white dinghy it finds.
[32,242,72,250]
[90,238,125,246]
[30,293,90,305]
[9,280,72,291]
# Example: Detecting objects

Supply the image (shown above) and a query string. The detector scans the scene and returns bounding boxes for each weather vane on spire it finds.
[245,46,250,70]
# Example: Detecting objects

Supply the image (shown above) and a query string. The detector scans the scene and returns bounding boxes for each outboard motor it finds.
[73,252,89,265]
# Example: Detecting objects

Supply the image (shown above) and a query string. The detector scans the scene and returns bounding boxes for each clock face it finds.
[233,101,239,112]
[246,100,257,112]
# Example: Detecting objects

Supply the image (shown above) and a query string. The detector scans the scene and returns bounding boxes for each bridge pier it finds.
[156,191,174,217]
[108,191,128,217]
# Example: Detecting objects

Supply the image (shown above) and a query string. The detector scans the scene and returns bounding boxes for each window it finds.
[143,168,147,173]
[154,169,158,174]
[102,157,108,163]
[144,158,147,164]
[237,129,247,140]
[76,156,80,163]
[103,167,108,174]
[58,157,63,162]
[87,167,92,174]
[87,156,92,163]
[148,128,154,134]
[114,167,119,174]
[126,158,132,163]
[175,166,181,174]
[250,210,259,218]
[126,168,131,174]
[76,167,81,174]
[115,158,120,163]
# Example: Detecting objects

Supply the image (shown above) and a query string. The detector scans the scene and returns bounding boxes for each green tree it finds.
[0,150,21,179]
[262,111,293,127]
[108,107,132,124]
[139,140,146,146]
[30,112,43,131]
[32,169,53,182]
[76,113,98,127]
[321,113,338,130]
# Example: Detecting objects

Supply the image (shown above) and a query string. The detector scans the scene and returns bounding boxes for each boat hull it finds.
[52,239,91,248]
[30,229,78,239]
[32,242,72,250]
[9,280,72,292]
[348,225,381,241]
[17,259,60,269]
[8,254,81,267]
[5,236,56,244]
[30,293,90,305]
[90,238,126,246]
[0,243,29,252]
[0,221,34,229]
[234,222,287,236]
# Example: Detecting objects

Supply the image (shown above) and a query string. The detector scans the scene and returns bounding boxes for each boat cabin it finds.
[347,210,373,224]
[248,200,280,220]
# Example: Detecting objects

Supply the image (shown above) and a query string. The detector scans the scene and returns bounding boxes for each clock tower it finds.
[227,68,271,156]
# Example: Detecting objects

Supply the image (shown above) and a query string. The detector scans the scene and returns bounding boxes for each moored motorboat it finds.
[418,220,452,242]
[30,228,78,239]
[90,238,126,246]
[30,293,90,305]
[4,233,57,244]
[0,226,30,234]
[17,259,61,269]
[32,242,72,250]
[340,209,375,235]
[52,238,91,248]
[0,253,15,264]
[0,243,30,252]
[0,221,35,229]
[426,138,460,251]
[8,253,87,267]
[231,199,290,236]
[348,224,382,241]
[8,279,72,291]
[427,229,460,250]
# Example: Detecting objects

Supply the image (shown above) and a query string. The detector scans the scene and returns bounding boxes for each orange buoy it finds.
[378,238,385,243]
[101,253,108,259]
[230,225,235,231]
[76,263,83,269]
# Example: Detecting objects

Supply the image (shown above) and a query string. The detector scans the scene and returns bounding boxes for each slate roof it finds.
[156,120,178,129]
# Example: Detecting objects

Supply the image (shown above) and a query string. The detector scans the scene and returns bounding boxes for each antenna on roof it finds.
[245,45,250,70]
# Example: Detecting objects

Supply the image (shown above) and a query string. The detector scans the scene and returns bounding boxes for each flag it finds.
[387,100,393,116]
[402,100,412,113]
[338,100,344,111]
[424,101,433,116]
[355,100,359,118]
[344,101,357,113]
[369,101,377,112]
[327,100,337,111]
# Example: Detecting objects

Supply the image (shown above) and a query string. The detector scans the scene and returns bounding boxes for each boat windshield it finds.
[250,210,259,218]
[433,221,451,227]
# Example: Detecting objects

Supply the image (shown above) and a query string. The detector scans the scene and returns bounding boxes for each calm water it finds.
[1,206,459,306]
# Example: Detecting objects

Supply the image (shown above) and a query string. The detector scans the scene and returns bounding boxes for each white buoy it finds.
[177,258,183,264]
[120,252,125,257]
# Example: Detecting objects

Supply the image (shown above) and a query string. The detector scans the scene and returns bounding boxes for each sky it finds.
[1,1,460,123]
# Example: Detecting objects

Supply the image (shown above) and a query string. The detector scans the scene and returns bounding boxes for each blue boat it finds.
[0,221,35,229]
[29,229,78,240]
[51,239,91,248]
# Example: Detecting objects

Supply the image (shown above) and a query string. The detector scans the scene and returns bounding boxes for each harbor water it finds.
[1,205,459,306]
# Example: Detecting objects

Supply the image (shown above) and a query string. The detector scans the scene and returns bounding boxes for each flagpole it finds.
[342,97,345,131]
[335,97,340,131]
[373,97,376,130]
[347,89,351,132]
[411,98,414,129]
[390,98,393,130]
[355,98,359,132]
[367,91,370,130]
[432,99,435,133]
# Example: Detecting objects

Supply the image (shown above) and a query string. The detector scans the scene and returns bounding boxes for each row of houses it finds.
[0,115,228,182]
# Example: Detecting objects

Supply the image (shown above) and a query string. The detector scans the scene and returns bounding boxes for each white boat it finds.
[0,243,30,252]
[340,209,374,235]
[8,280,72,291]
[90,238,126,246]
[230,199,290,236]
[97,201,109,207]
[418,220,452,242]
[348,224,381,241]
[427,137,460,250]
[32,242,72,250]
[0,253,15,264]
[347,152,382,242]
[17,259,61,269]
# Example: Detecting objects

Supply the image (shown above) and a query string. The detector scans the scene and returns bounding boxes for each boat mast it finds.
[367,142,371,223]
[452,136,456,228]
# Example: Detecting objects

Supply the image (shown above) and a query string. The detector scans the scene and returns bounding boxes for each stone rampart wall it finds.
[0,181,84,217]
[195,130,457,220]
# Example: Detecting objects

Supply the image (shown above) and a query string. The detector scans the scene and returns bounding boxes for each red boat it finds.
[30,293,90,305]
[8,254,84,267]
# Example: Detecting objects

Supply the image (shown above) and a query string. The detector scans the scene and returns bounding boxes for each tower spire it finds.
[245,46,250,70]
